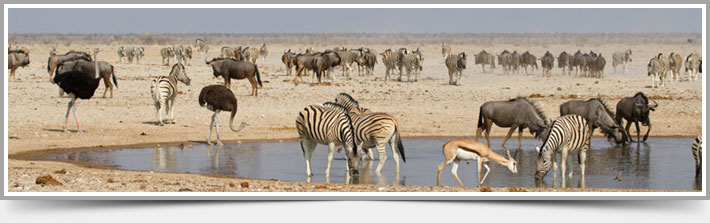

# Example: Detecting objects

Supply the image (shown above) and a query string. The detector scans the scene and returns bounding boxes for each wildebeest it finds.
[615,92,658,142]
[160,47,175,66]
[293,52,319,85]
[312,53,332,84]
[359,50,376,76]
[281,49,296,76]
[668,52,683,82]
[498,50,512,74]
[558,51,572,75]
[474,50,495,73]
[321,50,342,79]
[612,49,632,74]
[511,51,521,74]
[205,57,262,96]
[572,50,584,76]
[647,56,664,88]
[685,53,701,81]
[47,51,93,81]
[445,52,467,85]
[441,43,452,59]
[540,51,554,77]
[55,59,118,98]
[589,54,606,78]
[521,51,537,75]
[475,97,549,149]
[560,98,626,144]
[8,49,30,81]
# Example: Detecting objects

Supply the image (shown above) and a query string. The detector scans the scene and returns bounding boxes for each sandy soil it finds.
[6,40,703,193]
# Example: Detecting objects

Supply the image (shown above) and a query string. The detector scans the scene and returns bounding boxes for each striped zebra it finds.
[296,102,360,177]
[242,47,260,64]
[135,47,144,64]
[692,135,702,178]
[150,64,192,126]
[175,46,185,65]
[117,46,126,64]
[194,39,209,57]
[221,46,237,59]
[445,52,467,85]
[399,48,423,82]
[183,46,193,65]
[380,48,402,81]
[535,115,591,188]
[125,47,135,64]
[334,93,406,173]
[685,53,701,81]
[160,47,175,66]
[612,49,632,74]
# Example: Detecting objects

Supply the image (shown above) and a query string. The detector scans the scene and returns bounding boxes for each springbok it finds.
[436,139,517,187]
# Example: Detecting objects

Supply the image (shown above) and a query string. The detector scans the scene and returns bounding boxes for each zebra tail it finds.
[395,124,406,162]
[255,65,263,87]
[111,66,118,88]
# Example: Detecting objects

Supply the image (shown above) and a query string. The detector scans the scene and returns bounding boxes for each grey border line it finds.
[1,1,707,200]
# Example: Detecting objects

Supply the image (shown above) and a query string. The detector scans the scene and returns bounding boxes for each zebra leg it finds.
[580,141,589,188]
[300,138,317,177]
[156,100,165,126]
[169,98,177,124]
[552,152,558,186]
[326,142,336,177]
[452,160,464,187]
[560,147,569,188]
[375,144,387,174]
[481,162,491,186]
[389,135,401,173]
[206,112,216,145]
[367,148,375,160]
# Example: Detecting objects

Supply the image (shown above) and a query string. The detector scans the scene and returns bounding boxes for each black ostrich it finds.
[198,85,249,145]
[53,48,102,134]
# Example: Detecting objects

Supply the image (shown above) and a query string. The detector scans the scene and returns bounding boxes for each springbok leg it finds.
[451,160,463,187]
[480,162,491,186]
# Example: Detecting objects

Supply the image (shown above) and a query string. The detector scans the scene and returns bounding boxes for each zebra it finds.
[334,93,406,174]
[648,55,666,88]
[221,46,237,59]
[125,47,135,64]
[194,39,209,58]
[668,52,683,82]
[183,46,193,65]
[612,49,632,74]
[150,63,191,126]
[692,135,702,178]
[296,102,360,177]
[399,48,423,82]
[535,115,591,188]
[242,47,260,64]
[441,43,452,59]
[135,47,144,64]
[117,46,126,64]
[259,43,268,60]
[380,48,402,81]
[160,47,175,66]
[686,53,701,81]
[445,52,467,85]
[175,46,185,65]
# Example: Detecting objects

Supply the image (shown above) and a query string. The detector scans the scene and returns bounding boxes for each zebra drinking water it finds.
[150,64,191,126]
[535,115,591,188]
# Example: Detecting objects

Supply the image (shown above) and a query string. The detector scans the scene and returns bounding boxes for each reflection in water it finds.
[45,138,699,190]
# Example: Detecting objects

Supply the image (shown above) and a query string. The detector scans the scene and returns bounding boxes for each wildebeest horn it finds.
[634,102,644,107]
[651,100,658,108]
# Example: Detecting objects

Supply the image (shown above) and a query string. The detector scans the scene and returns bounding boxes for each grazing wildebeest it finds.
[685,53,701,81]
[475,97,549,149]
[47,51,93,81]
[56,59,118,98]
[205,57,262,96]
[8,49,30,81]
[160,47,175,66]
[558,51,572,75]
[441,43,452,59]
[474,50,495,73]
[540,51,554,77]
[560,98,627,145]
[668,52,683,82]
[612,49,632,74]
[221,46,237,59]
[615,92,658,142]
[293,52,318,85]
[511,51,521,74]
[498,50,512,74]
[445,52,467,85]
[589,54,606,78]
[282,49,296,76]
[521,51,537,75]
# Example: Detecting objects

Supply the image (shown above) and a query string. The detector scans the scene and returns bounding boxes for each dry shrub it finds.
[139,184,148,190]
[107,178,116,183]
[36,175,62,186]
[240,182,250,188]
[528,93,543,98]
[228,182,237,187]
[648,95,673,100]
[508,187,528,192]
[479,186,492,192]
[53,169,67,174]
[315,185,328,189]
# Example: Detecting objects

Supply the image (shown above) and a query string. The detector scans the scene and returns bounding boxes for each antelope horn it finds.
[652,100,658,108]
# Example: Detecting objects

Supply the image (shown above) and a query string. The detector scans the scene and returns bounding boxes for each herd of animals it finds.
[5,38,704,189]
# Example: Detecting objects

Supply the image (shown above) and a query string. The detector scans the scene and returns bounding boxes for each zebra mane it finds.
[511,97,547,121]
[538,119,558,156]
[336,93,359,108]
[322,102,350,114]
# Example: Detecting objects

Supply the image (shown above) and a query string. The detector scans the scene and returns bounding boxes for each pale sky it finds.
[7,8,703,34]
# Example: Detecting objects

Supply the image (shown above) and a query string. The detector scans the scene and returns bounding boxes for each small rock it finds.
[53,169,67,174]
[36,175,63,186]
[178,188,193,192]
[240,182,250,188]
[140,132,147,136]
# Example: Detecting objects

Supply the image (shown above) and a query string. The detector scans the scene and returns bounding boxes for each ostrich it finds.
[198,85,249,145]
[52,48,103,133]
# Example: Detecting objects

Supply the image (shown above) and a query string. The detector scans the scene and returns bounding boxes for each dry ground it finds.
[5,38,703,193]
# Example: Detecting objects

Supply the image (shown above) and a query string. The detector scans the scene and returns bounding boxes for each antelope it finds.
[436,139,517,187]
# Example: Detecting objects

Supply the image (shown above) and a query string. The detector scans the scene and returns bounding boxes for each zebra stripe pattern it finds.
[399,49,423,82]
[150,64,191,126]
[535,115,591,187]
[334,93,406,173]
[381,49,401,81]
[296,102,359,177]
[692,135,702,177]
